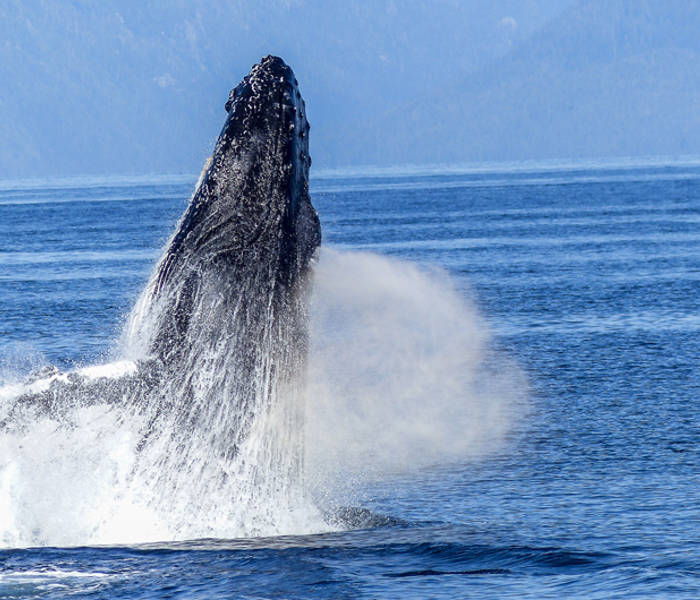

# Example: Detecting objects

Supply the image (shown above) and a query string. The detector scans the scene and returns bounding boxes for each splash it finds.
[305,249,525,495]
[0,249,523,548]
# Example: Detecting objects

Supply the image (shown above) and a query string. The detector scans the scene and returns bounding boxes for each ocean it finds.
[0,162,698,598]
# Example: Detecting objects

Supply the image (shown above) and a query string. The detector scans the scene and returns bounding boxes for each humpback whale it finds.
[124,55,322,441]
[3,57,321,523]
[143,54,321,367]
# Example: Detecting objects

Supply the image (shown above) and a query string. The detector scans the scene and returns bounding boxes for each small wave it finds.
[0,569,113,582]
[373,539,614,576]
[385,568,512,577]
[76,361,137,380]
[0,568,116,599]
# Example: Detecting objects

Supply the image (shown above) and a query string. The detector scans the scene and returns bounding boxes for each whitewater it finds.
[0,244,520,548]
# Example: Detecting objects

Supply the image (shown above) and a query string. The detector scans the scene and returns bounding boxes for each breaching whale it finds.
[143,54,321,367]
[3,57,321,517]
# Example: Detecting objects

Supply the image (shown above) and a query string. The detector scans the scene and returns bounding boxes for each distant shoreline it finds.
[4,154,700,191]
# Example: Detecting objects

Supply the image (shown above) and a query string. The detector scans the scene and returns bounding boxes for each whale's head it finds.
[155,55,320,296]
[143,56,321,361]
[216,55,316,261]
[159,56,321,287]
[115,57,321,482]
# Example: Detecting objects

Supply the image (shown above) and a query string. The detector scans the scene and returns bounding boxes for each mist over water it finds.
[0,247,521,548]
[306,249,524,491]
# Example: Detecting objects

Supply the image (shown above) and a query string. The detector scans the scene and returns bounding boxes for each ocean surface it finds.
[0,163,699,598]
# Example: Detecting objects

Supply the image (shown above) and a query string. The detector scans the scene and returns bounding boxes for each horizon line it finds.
[3,153,700,191]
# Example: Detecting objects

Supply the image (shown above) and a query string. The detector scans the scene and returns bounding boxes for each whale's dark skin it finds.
[148,55,321,365]
[4,57,321,455]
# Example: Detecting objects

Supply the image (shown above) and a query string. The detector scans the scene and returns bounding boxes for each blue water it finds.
[1,164,699,598]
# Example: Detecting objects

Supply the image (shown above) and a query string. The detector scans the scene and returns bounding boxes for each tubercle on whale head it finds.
[201,54,317,255]
[220,54,312,192]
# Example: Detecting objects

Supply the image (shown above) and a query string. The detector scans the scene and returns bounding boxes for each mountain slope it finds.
[6,1,696,175]
[345,0,700,166]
